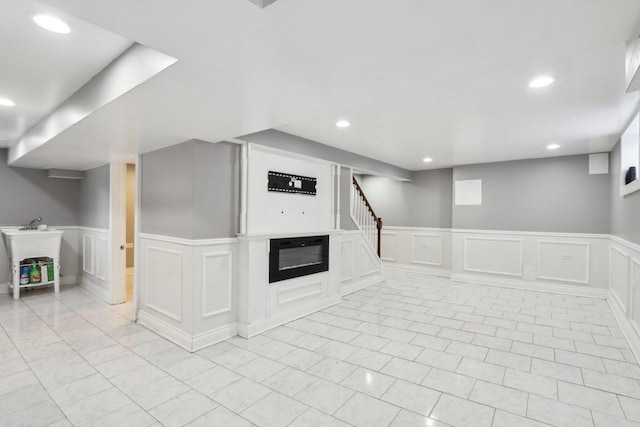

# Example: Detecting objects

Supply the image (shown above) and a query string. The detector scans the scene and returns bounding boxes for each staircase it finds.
[351,177,383,257]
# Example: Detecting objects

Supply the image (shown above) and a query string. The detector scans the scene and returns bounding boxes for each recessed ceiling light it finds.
[336,120,350,128]
[33,15,71,34]
[529,76,555,88]
[0,97,15,107]
[547,144,561,150]
[422,157,433,163]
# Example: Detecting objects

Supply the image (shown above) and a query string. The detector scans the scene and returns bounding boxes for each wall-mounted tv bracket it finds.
[268,171,317,195]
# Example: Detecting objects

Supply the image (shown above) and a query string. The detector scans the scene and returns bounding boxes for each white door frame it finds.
[132,156,141,320]
[109,162,127,305]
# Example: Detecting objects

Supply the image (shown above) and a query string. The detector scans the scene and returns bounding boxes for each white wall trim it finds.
[138,310,193,351]
[79,275,110,303]
[536,240,590,285]
[384,262,451,278]
[192,322,239,352]
[452,228,610,239]
[611,235,640,253]
[139,233,239,247]
[384,226,451,232]
[607,290,640,364]
[451,272,608,299]
[201,251,233,318]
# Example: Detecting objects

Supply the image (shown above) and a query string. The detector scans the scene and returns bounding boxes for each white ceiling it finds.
[0,0,131,148]
[4,0,640,171]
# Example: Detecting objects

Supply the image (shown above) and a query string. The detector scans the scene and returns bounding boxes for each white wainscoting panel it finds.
[632,258,640,332]
[463,237,523,277]
[146,246,183,322]
[201,251,233,319]
[95,237,108,281]
[608,236,640,363]
[361,241,379,276]
[82,235,95,275]
[411,234,443,266]
[380,232,397,262]
[273,278,325,311]
[340,239,353,282]
[338,231,384,295]
[610,246,630,314]
[78,227,111,303]
[537,241,590,284]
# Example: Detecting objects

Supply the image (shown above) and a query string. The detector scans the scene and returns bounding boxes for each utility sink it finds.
[1,228,63,299]
[2,229,63,262]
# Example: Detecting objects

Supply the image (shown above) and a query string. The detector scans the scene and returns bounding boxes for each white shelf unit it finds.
[9,258,60,295]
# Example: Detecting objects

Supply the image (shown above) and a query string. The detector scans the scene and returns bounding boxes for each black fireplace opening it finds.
[269,235,329,283]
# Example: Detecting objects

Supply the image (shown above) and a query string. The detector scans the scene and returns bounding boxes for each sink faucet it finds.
[25,217,43,230]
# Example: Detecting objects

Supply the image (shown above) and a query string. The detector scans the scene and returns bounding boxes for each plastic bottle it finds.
[29,262,41,283]
[20,266,29,285]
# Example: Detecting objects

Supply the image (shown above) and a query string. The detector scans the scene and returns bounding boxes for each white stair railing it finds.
[351,177,382,257]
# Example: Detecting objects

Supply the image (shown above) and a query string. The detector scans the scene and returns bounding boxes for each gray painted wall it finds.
[240,129,412,181]
[359,168,453,228]
[452,155,610,233]
[610,142,640,244]
[140,140,240,239]
[78,164,110,229]
[340,167,358,230]
[193,141,240,239]
[0,148,80,226]
[141,142,195,239]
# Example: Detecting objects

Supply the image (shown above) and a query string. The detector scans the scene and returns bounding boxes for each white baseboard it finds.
[450,273,609,299]
[607,290,640,364]
[79,275,110,303]
[340,273,385,296]
[137,310,193,351]
[238,295,342,338]
[384,262,451,278]
[138,310,238,352]
[192,323,239,351]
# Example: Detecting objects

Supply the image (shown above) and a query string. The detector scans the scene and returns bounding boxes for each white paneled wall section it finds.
[137,233,239,351]
[339,230,385,295]
[78,227,111,302]
[608,236,640,361]
[379,227,451,277]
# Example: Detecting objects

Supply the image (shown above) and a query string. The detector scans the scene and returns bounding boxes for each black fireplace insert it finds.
[269,235,329,283]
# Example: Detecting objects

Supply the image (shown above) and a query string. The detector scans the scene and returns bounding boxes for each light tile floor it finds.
[1,270,640,426]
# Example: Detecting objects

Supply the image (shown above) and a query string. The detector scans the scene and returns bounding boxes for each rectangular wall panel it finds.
[411,234,443,266]
[380,232,396,262]
[340,239,353,282]
[463,237,523,277]
[146,246,183,322]
[95,238,108,280]
[609,246,630,314]
[631,259,640,328]
[202,251,233,318]
[537,241,590,284]
[82,235,95,275]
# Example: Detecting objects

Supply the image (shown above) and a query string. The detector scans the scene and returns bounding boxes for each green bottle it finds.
[47,262,54,280]
[29,262,41,283]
